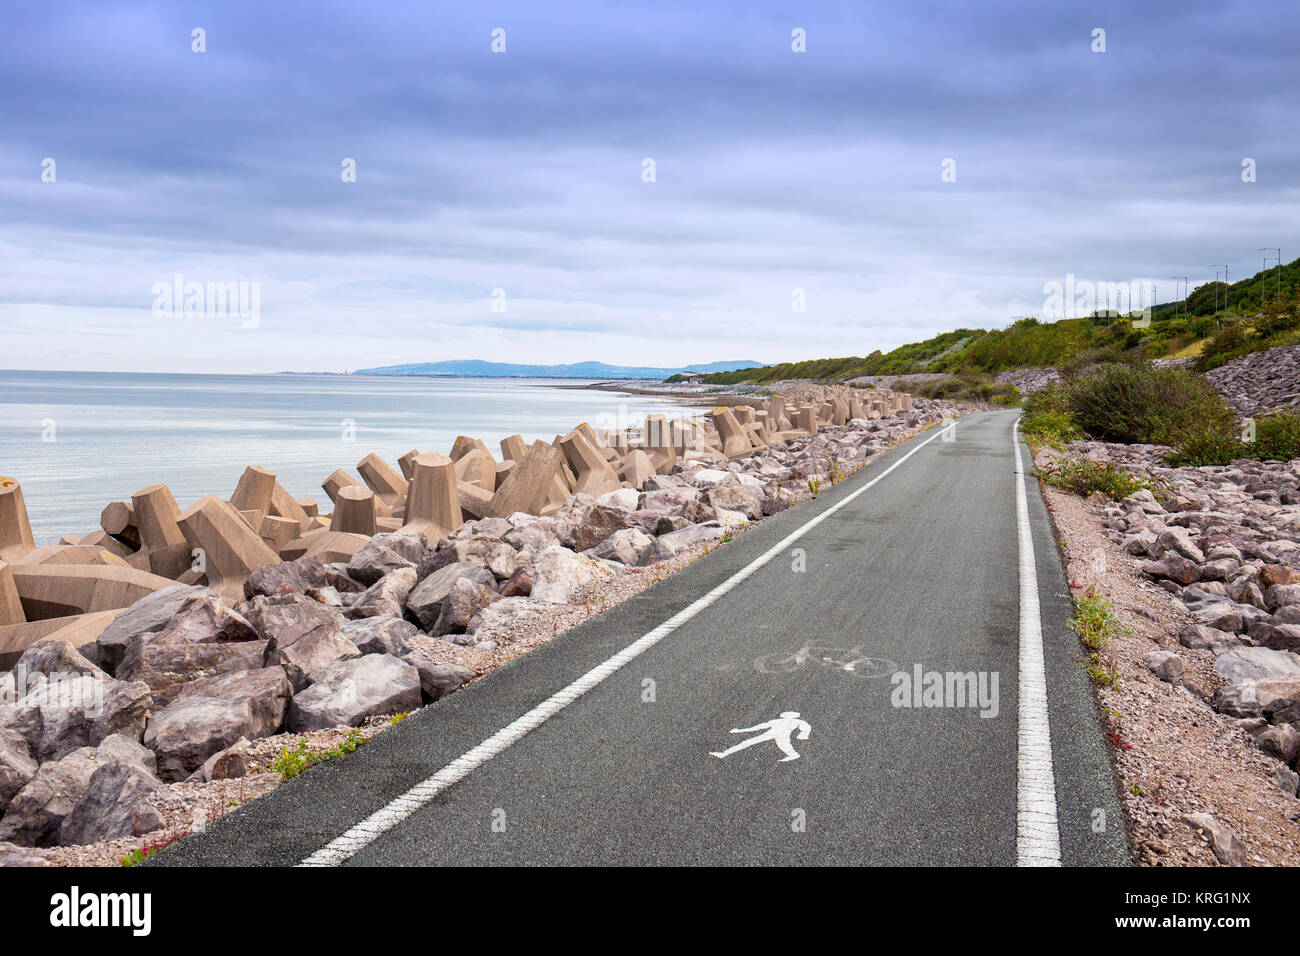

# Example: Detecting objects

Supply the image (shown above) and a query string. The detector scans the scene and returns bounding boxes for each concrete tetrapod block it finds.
[329,485,378,536]
[0,477,36,563]
[268,482,312,534]
[401,452,461,543]
[453,448,497,492]
[357,453,409,512]
[0,609,122,670]
[295,498,320,519]
[494,461,514,490]
[11,564,176,622]
[13,545,127,568]
[500,434,527,464]
[0,560,25,627]
[733,406,755,426]
[711,407,752,459]
[323,470,390,518]
[280,530,371,564]
[456,482,492,521]
[576,422,620,463]
[642,415,678,474]
[176,494,281,600]
[795,406,819,436]
[259,515,302,555]
[831,398,850,426]
[76,530,134,559]
[559,428,622,498]
[99,500,140,551]
[397,449,421,481]
[487,441,561,518]
[618,449,653,491]
[766,395,792,431]
[551,436,578,491]
[132,483,193,580]
[229,465,276,528]
[450,436,492,463]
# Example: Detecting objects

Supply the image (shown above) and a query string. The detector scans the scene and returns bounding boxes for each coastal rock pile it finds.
[1075,441,1300,791]
[993,368,1061,394]
[0,387,955,851]
[1202,344,1300,420]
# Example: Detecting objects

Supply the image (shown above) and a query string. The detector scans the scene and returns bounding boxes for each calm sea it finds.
[0,371,698,545]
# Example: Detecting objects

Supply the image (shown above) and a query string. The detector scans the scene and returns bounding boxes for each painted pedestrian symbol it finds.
[710,711,811,762]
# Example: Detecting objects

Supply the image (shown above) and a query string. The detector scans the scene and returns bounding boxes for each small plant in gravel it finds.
[120,831,190,867]
[1038,458,1154,501]
[807,477,821,496]
[1073,590,1125,689]
[271,729,366,781]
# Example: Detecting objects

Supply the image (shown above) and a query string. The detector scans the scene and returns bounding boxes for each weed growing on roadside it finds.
[271,729,366,781]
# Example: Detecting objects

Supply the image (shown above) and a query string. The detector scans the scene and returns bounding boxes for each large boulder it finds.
[144,668,292,780]
[242,592,344,648]
[347,567,418,619]
[95,585,212,674]
[560,505,629,552]
[342,616,420,657]
[588,528,668,567]
[406,563,495,630]
[288,656,422,731]
[243,555,364,600]
[501,514,559,560]
[418,536,518,582]
[276,628,360,690]
[57,761,162,846]
[0,735,155,846]
[0,728,37,816]
[1,668,151,761]
[346,533,427,586]
[530,546,617,604]
[657,523,725,556]
[703,475,765,520]
[401,648,477,702]
[117,639,268,707]
[434,578,500,637]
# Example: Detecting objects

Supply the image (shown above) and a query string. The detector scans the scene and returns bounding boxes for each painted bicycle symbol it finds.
[752,644,896,678]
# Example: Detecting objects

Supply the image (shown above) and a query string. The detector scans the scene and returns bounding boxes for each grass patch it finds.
[1169,408,1300,466]
[1037,458,1153,500]
[271,729,366,781]
[1072,589,1124,689]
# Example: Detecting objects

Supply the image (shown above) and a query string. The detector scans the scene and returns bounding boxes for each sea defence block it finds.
[500,434,527,463]
[0,609,122,670]
[766,395,792,431]
[488,441,561,518]
[14,545,126,568]
[329,485,378,536]
[453,448,497,492]
[831,398,850,426]
[642,415,679,473]
[11,564,175,622]
[260,514,301,555]
[576,423,620,463]
[397,449,421,481]
[0,560,24,627]
[618,449,653,491]
[99,500,141,551]
[494,461,514,489]
[132,483,193,580]
[357,453,409,512]
[711,408,751,459]
[900,393,914,410]
[280,530,371,564]
[401,452,461,542]
[268,481,312,534]
[76,530,133,559]
[795,406,819,436]
[458,482,494,521]
[176,493,280,599]
[295,498,320,519]
[229,465,276,527]
[559,428,621,497]
[0,477,36,563]
[450,436,491,463]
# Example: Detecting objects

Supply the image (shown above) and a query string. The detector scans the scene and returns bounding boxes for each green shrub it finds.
[1020,385,1080,446]
[1170,409,1300,466]
[271,729,365,780]
[1037,458,1153,500]
[1255,408,1300,461]
[1167,428,1244,466]
[1065,363,1234,445]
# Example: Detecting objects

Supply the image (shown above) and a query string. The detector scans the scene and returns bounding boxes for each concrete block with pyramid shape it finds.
[0,609,122,670]
[711,407,751,458]
[357,453,408,513]
[99,500,140,551]
[500,434,527,464]
[453,448,497,491]
[458,482,494,520]
[0,477,36,563]
[329,485,378,536]
[75,530,134,559]
[450,436,492,463]
[323,469,392,518]
[642,415,678,474]
[618,449,653,491]
[259,515,301,555]
[0,559,24,627]
[576,422,620,463]
[10,563,176,622]
[795,406,819,436]
[268,481,313,534]
[229,465,276,529]
[401,452,461,543]
[280,529,371,564]
[488,441,561,517]
[176,494,280,599]
[131,484,193,580]
[397,449,421,481]
[559,428,621,497]
[766,395,792,431]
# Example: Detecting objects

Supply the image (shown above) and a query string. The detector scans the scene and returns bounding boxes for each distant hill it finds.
[695,256,1300,385]
[351,359,762,380]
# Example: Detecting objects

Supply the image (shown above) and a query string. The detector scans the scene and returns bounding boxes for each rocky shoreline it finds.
[0,384,958,864]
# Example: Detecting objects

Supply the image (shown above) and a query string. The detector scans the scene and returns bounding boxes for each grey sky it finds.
[1,0,1296,372]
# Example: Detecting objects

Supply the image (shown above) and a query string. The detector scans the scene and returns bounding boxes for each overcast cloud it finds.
[1,0,1296,372]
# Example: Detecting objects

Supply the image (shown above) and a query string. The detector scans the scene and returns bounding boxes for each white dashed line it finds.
[298,420,957,866]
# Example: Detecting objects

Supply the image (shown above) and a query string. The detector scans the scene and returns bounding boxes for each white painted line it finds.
[1012,418,1062,866]
[299,420,958,866]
